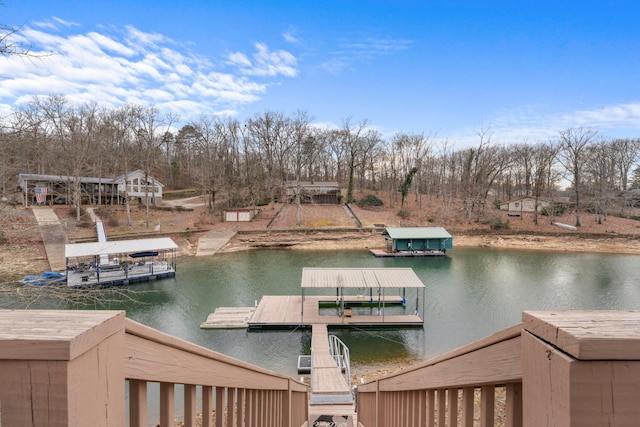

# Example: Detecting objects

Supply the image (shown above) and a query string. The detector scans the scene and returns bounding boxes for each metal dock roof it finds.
[301,267,425,289]
[382,227,452,239]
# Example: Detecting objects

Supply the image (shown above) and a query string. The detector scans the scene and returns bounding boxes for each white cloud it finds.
[0,23,299,121]
[320,34,412,74]
[449,102,640,149]
[31,17,79,31]
[564,103,640,130]
[228,42,298,77]
[283,29,301,44]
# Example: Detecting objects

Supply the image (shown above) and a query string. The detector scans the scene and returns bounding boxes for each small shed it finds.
[499,197,550,216]
[224,208,259,222]
[382,227,453,253]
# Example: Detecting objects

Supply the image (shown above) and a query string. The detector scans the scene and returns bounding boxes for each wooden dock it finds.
[308,324,356,426]
[201,295,424,329]
[200,307,255,329]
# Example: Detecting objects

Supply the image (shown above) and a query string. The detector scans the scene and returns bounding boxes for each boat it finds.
[64,237,178,287]
[22,271,66,286]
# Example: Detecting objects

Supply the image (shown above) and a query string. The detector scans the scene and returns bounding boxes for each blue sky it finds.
[1,1,639,147]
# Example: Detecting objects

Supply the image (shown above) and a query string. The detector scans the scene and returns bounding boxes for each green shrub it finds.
[357,194,383,207]
[490,217,510,230]
[492,199,503,208]
[426,216,435,223]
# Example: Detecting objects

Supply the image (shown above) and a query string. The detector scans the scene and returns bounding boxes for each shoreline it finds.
[218,230,640,256]
[3,230,640,281]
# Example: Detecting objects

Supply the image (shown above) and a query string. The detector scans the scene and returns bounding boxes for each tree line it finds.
[1,95,640,227]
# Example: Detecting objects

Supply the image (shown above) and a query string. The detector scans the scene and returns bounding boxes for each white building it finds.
[499,197,551,216]
[114,170,164,205]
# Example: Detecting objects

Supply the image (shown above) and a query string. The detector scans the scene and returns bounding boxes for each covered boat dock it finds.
[202,267,426,329]
[64,237,178,287]
[371,226,453,257]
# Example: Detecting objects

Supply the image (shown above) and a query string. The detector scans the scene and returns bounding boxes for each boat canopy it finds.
[301,267,425,289]
[65,237,178,258]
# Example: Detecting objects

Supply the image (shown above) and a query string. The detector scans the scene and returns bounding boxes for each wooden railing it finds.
[2,310,640,427]
[0,310,308,427]
[125,318,308,427]
[357,310,640,427]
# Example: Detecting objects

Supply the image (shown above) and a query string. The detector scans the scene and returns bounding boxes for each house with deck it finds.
[17,170,163,207]
[372,226,453,257]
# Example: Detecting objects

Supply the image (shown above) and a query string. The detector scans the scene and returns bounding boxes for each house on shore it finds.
[114,170,164,206]
[373,227,453,257]
[17,170,163,207]
[499,196,551,217]
[284,181,341,204]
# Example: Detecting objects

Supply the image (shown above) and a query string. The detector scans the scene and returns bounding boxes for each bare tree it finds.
[132,105,177,228]
[610,138,640,192]
[340,118,369,204]
[460,128,513,223]
[557,127,598,227]
[0,23,31,57]
[245,111,292,209]
[530,141,561,224]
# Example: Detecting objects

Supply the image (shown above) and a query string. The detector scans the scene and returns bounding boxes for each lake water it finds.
[4,248,640,378]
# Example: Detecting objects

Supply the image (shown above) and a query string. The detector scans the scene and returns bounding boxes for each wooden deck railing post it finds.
[129,379,148,427]
[0,310,126,427]
[522,311,640,427]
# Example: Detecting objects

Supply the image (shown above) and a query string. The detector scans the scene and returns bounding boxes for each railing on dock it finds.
[329,333,352,389]
[357,310,640,427]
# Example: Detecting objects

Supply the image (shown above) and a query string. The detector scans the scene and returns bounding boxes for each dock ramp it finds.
[308,324,356,426]
[95,220,109,265]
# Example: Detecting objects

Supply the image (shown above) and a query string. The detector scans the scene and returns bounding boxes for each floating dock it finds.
[200,295,423,329]
[200,307,255,329]
[369,249,446,257]
[201,268,427,330]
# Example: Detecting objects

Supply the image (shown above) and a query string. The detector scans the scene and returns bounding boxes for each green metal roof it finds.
[382,227,452,240]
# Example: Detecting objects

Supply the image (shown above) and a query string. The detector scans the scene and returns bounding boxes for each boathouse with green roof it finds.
[382,227,453,253]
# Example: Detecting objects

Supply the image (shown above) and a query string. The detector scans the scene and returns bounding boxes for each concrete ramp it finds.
[95,220,109,264]
[196,229,236,256]
[31,207,68,272]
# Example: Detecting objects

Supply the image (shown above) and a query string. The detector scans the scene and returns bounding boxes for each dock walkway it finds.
[308,323,356,426]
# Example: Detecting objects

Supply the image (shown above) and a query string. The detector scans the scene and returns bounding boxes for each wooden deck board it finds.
[247,295,423,328]
[311,324,352,398]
